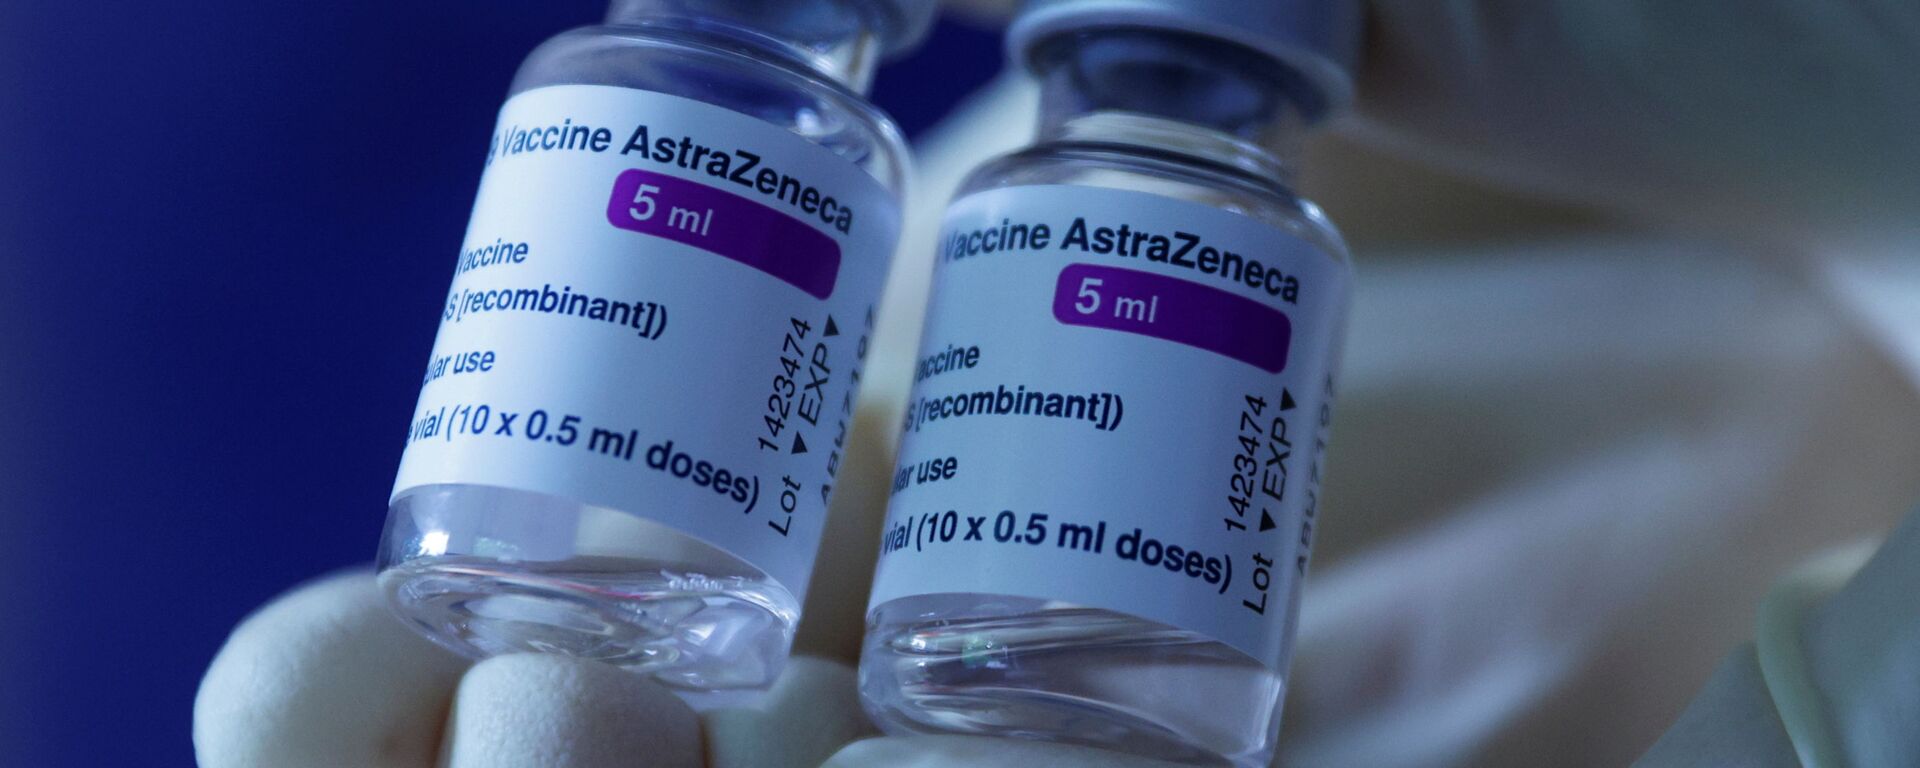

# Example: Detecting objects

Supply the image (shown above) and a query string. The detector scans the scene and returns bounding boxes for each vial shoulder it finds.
[507,25,909,195]
[956,144,1350,266]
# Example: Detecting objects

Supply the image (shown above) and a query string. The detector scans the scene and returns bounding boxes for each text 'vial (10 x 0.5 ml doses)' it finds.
[377,0,936,707]
[860,0,1361,765]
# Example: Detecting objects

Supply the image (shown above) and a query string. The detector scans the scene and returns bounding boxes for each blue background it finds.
[1,3,999,765]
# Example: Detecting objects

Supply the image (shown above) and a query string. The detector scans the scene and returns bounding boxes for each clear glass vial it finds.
[377,0,931,704]
[860,2,1359,764]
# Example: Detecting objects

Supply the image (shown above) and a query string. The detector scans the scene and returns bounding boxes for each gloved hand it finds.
[193,400,912,768]
[1638,505,1920,766]
[193,568,878,768]
[197,2,1920,766]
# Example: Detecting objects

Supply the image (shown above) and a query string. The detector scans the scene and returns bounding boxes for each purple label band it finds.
[1053,263,1292,373]
[606,169,841,299]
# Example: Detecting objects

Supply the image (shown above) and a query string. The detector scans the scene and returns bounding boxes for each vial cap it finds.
[1007,0,1360,113]
[870,0,941,56]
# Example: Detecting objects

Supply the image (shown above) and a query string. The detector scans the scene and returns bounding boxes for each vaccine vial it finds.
[377,0,934,703]
[860,0,1358,763]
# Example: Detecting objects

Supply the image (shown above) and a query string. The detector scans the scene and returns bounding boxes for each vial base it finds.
[378,484,799,706]
[860,594,1285,767]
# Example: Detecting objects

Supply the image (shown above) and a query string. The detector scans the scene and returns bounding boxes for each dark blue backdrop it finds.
[2,3,998,765]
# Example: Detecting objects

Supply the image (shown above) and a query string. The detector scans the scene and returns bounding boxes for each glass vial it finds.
[377,0,934,705]
[860,1,1360,764]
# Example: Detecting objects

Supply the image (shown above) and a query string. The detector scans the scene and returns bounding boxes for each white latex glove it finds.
[193,405,905,768]
[1639,504,1920,766]
[194,568,880,768]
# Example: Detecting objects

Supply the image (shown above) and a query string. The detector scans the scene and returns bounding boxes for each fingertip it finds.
[194,569,469,768]
[702,656,874,768]
[444,654,701,768]
[793,404,898,664]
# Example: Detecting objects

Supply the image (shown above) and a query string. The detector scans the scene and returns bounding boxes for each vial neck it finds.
[606,0,882,92]
[1032,30,1315,182]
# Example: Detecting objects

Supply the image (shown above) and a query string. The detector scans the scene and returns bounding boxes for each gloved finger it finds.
[1803,505,1920,762]
[1637,518,1914,767]
[1352,0,1920,241]
[194,570,469,768]
[792,405,899,664]
[822,734,1191,767]
[702,657,873,768]
[441,654,701,768]
[1632,644,1798,768]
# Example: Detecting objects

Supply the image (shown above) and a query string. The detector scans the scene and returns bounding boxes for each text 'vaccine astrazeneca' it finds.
[376,0,934,705]
[859,0,1360,763]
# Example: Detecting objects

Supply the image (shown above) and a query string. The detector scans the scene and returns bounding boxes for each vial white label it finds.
[393,85,899,602]
[866,185,1349,670]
